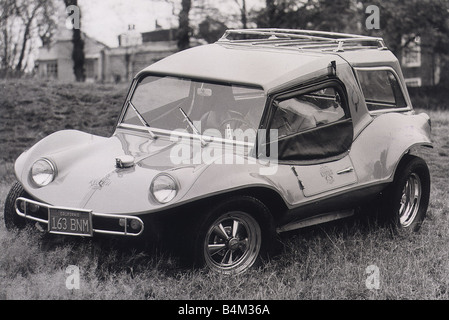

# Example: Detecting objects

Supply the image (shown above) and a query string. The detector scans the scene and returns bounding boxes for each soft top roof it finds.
[140,43,331,91]
[138,29,400,92]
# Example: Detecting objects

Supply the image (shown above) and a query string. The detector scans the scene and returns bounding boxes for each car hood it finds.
[15,129,219,214]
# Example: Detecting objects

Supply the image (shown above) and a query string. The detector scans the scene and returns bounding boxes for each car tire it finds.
[381,156,430,234]
[194,196,274,274]
[4,181,29,230]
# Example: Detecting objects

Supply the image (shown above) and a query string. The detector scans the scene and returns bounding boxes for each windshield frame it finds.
[116,72,268,148]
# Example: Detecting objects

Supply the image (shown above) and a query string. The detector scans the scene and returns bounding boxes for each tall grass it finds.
[0,80,449,300]
[2,207,449,300]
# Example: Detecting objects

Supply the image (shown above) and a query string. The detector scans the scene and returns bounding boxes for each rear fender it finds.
[384,112,432,180]
[351,112,432,185]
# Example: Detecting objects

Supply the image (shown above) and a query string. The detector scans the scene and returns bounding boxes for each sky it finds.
[77,0,176,47]
[71,0,264,47]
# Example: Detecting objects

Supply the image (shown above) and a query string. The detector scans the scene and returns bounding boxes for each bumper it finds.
[15,197,144,237]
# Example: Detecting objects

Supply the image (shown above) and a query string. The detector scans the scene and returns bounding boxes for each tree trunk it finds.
[2,28,9,70]
[177,0,191,51]
[241,0,247,29]
[266,0,276,27]
[72,27,85,82]
[64,0,85,82]
[15,21,32,71]
[15,1,41,72]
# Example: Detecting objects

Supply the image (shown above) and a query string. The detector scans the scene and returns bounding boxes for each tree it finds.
[255,0,358,31]
[37,1,57,47]
[0,0,15,71]
[265,0,276,27]
[198,16,227,43]
[0,0,57,75]
[14,0,46,71]
[234,0,248,29]
[64,0,85,82]
[364,0,449,57]
[253,0,449,58]
[177,0,191,51]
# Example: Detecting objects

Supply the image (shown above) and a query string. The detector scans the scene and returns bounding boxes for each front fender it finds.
[178,160,297,209]
[14,130,106,197]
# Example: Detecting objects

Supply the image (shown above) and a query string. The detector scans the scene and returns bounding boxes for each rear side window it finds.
[356,69,407,111]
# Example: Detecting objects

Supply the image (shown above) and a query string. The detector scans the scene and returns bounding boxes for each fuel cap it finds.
[115,155,135,168]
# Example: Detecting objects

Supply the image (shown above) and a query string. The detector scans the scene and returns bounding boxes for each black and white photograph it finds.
[1,0,448,306]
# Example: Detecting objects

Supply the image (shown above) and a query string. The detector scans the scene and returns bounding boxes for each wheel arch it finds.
[206,186,288,223]
[389,143,432,183]
[172,186,289,229]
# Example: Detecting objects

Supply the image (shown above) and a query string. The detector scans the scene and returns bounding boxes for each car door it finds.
[268,80,358,198]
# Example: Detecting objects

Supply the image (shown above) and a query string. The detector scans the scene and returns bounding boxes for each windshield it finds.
[121,75,266,144]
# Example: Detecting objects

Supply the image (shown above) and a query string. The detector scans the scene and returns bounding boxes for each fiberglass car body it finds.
[4,29,432,274]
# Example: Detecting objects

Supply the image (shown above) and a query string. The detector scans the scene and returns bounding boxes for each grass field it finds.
[1,79,449,300]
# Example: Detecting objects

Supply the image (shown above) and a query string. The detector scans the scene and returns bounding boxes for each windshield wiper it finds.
[128,101,157,139]
[178,107,208,147]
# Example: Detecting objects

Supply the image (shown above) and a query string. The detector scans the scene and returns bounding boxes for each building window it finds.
[402,35,421,68]
[85,58,98,80]
[46,61,58,79]
[404,77,422,88]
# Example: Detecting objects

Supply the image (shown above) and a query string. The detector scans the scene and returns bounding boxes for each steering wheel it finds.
[220,117,251,128]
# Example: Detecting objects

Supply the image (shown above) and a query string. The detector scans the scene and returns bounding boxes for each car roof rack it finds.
[217,28,388,52]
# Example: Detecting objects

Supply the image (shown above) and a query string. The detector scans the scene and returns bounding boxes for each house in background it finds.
[38,26,439,87]
[103,25,179,83]
[400,35,442,88]
[36,28,109,82]
[35,25,200,83]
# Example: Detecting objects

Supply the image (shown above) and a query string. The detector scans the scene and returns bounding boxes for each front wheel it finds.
[381,156,430,233]
[194,196,273,274]
[4,181,29,230]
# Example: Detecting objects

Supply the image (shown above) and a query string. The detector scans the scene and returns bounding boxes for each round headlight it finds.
[31,158,56,187]
[150,174,178,204]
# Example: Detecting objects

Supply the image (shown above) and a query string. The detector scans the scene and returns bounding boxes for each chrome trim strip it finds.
[15,197,144,237]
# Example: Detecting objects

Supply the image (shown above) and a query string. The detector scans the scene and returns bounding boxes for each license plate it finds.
[48,207,93,237]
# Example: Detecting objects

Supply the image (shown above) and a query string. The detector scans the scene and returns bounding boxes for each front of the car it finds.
[5,38,330,273]
[5,71,268,239]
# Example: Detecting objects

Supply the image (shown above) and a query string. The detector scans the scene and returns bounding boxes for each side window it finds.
[269,85,353,161]
[272,87,347,139]
[356,69,407,111]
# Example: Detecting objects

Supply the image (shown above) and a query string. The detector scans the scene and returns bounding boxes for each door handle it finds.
[337,167,354,175]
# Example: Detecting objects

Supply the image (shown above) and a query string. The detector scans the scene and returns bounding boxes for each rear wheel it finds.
[381,156,430,233]
[4,181,29,230]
